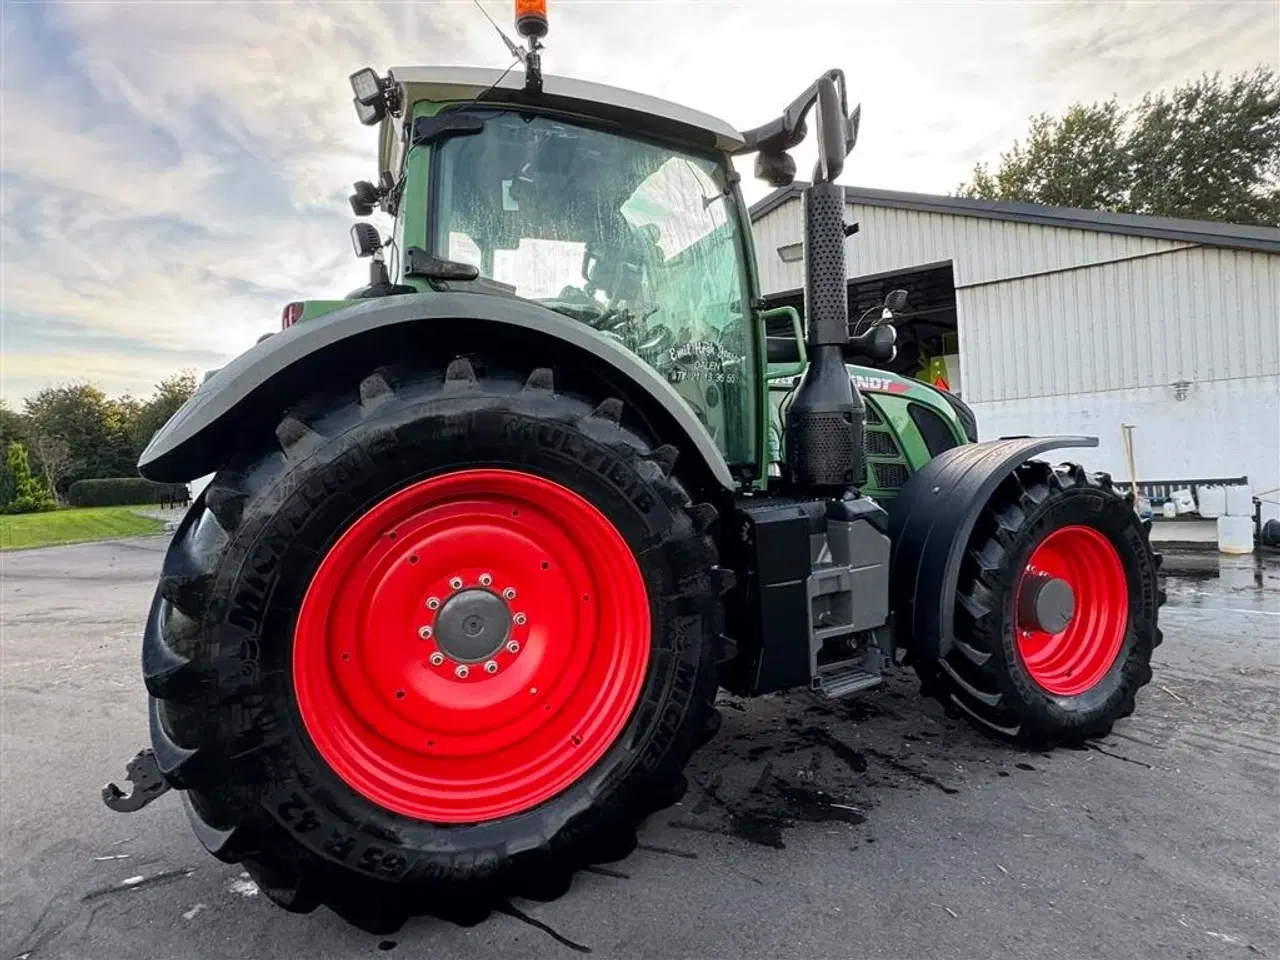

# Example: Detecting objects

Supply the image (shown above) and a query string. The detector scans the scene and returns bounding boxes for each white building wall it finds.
[958,245,1280,403]
[752,203,809,294]
[971,378,1280,524]
[952,242,1279,519]
[754,201,1278,400]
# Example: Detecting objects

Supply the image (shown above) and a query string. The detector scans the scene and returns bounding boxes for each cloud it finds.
[2,0,1275,407]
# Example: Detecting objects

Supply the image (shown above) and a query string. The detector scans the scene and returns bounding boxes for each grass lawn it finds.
[0,506,167,551]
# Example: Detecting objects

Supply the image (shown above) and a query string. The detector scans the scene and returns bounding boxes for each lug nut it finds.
[450,577,464,590]
[513,613,527,626]
[426,597,440,610]
[429,652,445,667]
[480,573,493,586]
[455,665,470,679]
[484,660,499,674]
[506,640,521,654]
[419,626,433,639]
[503,587,517,600]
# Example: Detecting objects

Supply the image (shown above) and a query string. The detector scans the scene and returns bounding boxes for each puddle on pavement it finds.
[1161,548,1279,602]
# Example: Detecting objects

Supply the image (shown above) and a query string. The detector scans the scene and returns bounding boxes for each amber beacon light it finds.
[515,0,548,39]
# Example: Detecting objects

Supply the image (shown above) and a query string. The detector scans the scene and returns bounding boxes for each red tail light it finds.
[281,302,304,329]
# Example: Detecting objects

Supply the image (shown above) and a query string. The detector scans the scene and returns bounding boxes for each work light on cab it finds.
[351,68,381,104]
[348,67,401,126]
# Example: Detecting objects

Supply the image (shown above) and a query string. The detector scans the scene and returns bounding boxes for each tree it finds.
[3,441,56,514]
[963,101,1129,211]
[957,66,1280,227]
[9,371,199,490]
[30,432,73,497]
[23,383,136,486]
[0,400,30,450]
[0,452,15,511]
[1126,68,1280,225]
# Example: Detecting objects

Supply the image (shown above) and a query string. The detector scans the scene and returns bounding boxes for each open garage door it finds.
[760,260,962,394]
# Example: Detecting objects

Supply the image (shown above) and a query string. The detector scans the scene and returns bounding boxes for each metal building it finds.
[750,185,1280,522]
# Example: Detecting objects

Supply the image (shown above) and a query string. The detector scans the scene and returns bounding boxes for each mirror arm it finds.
[736,69,847,157]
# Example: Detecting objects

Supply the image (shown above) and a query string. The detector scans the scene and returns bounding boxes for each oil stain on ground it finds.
[674,678,1011,848]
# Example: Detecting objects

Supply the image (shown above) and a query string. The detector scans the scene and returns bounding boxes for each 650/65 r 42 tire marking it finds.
[293,468,652,823]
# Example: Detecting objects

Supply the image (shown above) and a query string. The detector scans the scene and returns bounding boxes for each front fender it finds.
[887,435,1100,658]
[139,292,736,491]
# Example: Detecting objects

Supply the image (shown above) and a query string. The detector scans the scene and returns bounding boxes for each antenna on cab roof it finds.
[471,0,526,64]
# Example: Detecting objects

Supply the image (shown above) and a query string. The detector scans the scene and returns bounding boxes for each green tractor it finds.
[102,1,1163,933]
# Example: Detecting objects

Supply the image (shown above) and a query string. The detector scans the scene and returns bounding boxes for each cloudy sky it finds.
[1,0,1276,408]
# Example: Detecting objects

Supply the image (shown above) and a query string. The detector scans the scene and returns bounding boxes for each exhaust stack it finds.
[782,73,866,495]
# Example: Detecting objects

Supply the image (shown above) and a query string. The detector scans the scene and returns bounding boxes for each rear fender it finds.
[887,435,1100,658]
[138,293,736,492]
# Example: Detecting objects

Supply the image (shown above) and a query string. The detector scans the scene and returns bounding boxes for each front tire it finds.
[143,357,728,931]
[913,460,1164,746]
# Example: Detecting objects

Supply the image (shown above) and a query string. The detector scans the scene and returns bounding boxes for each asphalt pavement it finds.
[2,535,1277,959]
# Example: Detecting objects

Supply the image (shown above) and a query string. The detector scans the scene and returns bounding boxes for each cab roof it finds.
[383,65,746,161]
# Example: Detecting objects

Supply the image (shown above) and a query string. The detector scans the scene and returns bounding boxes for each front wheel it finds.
[142,357,728,931]
[914,460,1164,746]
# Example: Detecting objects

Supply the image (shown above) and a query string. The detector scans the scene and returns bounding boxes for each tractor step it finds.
[812,664,883,700]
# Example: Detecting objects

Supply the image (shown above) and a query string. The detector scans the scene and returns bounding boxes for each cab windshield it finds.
[430,108,757,466]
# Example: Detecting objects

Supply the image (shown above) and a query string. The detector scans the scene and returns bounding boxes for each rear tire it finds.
[142,357,729,931]
[913,460,1164,747]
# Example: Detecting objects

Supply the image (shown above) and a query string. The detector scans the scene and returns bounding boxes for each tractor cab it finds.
[349,63,765,468]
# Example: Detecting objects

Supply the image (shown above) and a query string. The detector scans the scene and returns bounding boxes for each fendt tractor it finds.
[101,0,1164,932]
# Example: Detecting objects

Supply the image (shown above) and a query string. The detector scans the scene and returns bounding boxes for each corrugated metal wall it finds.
[752,204,811,294]
[752,200,1280,403]
[960,246,1280,402]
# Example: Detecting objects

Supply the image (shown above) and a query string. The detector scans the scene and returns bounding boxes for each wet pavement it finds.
[2,539,1277,959]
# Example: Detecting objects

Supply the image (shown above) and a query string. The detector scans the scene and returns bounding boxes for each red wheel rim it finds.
[292,468,651,823]
[1014,524,1128,697]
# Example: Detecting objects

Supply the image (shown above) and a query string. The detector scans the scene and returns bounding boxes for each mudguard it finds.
[887,435,1100,658]
[138,292,736,490]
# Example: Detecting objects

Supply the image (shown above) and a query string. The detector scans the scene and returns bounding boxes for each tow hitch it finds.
[102,747,171,813]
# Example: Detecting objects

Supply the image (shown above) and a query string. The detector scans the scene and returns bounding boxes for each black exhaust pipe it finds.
[784,180,865,494]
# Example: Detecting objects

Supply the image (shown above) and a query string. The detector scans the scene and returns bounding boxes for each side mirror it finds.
[885,289,908,312]
[846,103,861,155]
[350,222,382,259]
[813,75,848,184]
[847,323,897,363]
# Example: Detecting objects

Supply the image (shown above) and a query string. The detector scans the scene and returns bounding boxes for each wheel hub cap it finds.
[435,589,512,662]
[1017,574,1075,634]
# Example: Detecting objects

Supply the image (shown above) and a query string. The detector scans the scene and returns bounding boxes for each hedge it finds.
[66,477,190,508]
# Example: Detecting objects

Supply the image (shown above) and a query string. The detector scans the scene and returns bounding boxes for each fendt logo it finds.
[852,374,910,394]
